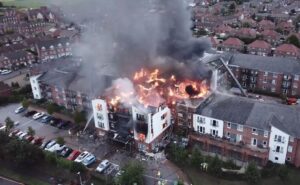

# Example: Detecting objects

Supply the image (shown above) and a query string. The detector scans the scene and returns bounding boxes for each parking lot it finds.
[0,103,185,184]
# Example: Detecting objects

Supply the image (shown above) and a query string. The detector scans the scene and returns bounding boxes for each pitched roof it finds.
[261,29,280,38]
[197,93,300,137]
[222,37,244,46]
[248,40,271,49]
[228,53,300,75]
[258,20,275,27]
[275,44,300,54]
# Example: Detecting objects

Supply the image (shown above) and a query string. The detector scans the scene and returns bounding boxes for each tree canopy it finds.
[117,161,144,185]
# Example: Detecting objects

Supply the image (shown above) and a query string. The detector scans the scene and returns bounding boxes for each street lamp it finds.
[77,172,83,185]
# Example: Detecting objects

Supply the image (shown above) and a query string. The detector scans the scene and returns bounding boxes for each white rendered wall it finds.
[268,126,289,164]
[92,99,109,131]
[193,114,224,138]
[30,75,42,99]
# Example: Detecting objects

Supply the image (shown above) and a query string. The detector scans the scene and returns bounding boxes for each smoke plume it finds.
[49,0,210,78]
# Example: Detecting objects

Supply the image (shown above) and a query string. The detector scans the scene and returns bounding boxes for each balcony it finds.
[189,132,269,160]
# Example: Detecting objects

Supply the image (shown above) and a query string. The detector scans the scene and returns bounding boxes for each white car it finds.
[44,140,56,151]
[15,106,26,114]
[32,112,45,120]
[1,69,12,75]
[18,132,27,140]
[74,151,89,163]
[82,154,96,166]
[96,159,110,173]
[45,144,65,152]
[0,125,6,131]
[14,121,20,126]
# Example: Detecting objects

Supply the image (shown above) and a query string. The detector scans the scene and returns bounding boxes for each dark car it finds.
[49,118,60,127]
[24,110,37,117]
[40,115,52,124]
[58,147,73,158]
[57,120,71,129]
[32,137,44,146]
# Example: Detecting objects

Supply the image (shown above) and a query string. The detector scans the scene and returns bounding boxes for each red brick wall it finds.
[292,138,300,167]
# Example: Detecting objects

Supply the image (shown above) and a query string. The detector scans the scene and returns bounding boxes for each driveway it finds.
[0,176,23,185]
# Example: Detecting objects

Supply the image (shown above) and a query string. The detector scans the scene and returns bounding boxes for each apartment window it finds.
[32,80,35,83]
[211,120,218,127]
[264,72,268,76]
[252,128,258,135]
[263,141,267,146]
[294,75,299,81]
[199,126,205,134]
[282,89,288,94]
[293,83,298,89]
[272,79,276,85]
[289,136,294,142]
[197,116,205,124]
[161,113,167,120]
[263,77,267,83]
[264,131,268,138]
[273,73,278,78]
[251,138,257,146]
[227,132,230,138]
[262,86,266,90]
[237,125,243,132]
[237,134,242,142]
[288,146,293,153]
[178,113,183,117]
[34,87,37,90]
[287,157,291,161]
[227,122,231,128]
[275,157,278,161]
[210,129,218,136]
[275,135,283,143]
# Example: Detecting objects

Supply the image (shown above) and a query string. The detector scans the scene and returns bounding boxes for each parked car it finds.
[96,159,111,173]
[44,140,56,150]
[67,150,81,161]
[45,143,65,152]
[1,69,12,75]
[40,140,51,149]
[0,125,6,131]
[50,118,60,127]
[58,147,73,158]
[32,112,45,120]
[25,135,34,142]
[32,137,44,146]
[18,132,27,140]
[40,115,52,123]
[57,120,70,129]
[14,121,20,126]
[15,106,26,114]
[82,154,96,166]
[74,151,89,163]
[9,129,20,137]
[24,110,37,117]
[15,131,24,138]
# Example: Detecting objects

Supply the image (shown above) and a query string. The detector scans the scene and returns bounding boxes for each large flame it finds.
[108,68,209,107]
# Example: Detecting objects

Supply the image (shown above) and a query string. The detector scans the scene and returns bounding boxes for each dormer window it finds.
[41,46,46,50]
[50,45,54,49]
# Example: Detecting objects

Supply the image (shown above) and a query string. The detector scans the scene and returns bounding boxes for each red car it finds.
[67,150,81,161]
[9,129,20,137]
[25,135,34,142]
[31,137,44,146]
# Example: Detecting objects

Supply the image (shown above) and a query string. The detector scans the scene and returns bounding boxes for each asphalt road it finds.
[0,176,23,185]
[0,69,29,82]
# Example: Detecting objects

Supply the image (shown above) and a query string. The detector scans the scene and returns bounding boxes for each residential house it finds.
[247,40,272,56]
[274,44,300,59]
[220,37,244,52]
[258,20,275,31]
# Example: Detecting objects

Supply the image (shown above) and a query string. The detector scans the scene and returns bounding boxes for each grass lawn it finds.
[2,0,46,8]
[0,165,49,185]
[185,167,300,185]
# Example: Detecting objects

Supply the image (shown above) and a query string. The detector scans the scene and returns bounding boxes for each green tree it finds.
[208,155,222,176]
[229,3,236,13]
[286,35,300,48]
[74,111,86,125]
[47,103,60,115]
[170,143,188,165]
[70,161,86,173]
[5,117,14,132]
[245,162,261,185]
[0,132,10,159]
[5,140,44,167]
[117,161,144,185]
[21,98,29,108]
[278,165,289,181]
[190,146,203,167]
[56,137,65,146]
[27,126,35,136]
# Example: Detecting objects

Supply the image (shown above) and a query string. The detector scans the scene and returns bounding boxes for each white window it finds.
[288,146,293,153]
[227,122,231,128]
[237,125,243,132]
[227,132,230,137]
[294,75,299,81]
[272,79,276,85]
[198,126,205,134]
[289,136,294,142]
[197,116,205,123]
[237,134,242,142]
[264,71,268,76]
[271,87,276,92]
[251,138,257,146]
[293,83,298,89]
[273,73,278,78]
[264,131,268,138]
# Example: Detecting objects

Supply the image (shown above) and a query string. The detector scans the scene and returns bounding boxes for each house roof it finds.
[228,53,300,75]
[222,37,244,46]
[197,93,300,137]
[36,37,70,49]
[258,20,275,27]
[275,44,300,55]
[248,40,271,49]
[261,29,280,38]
